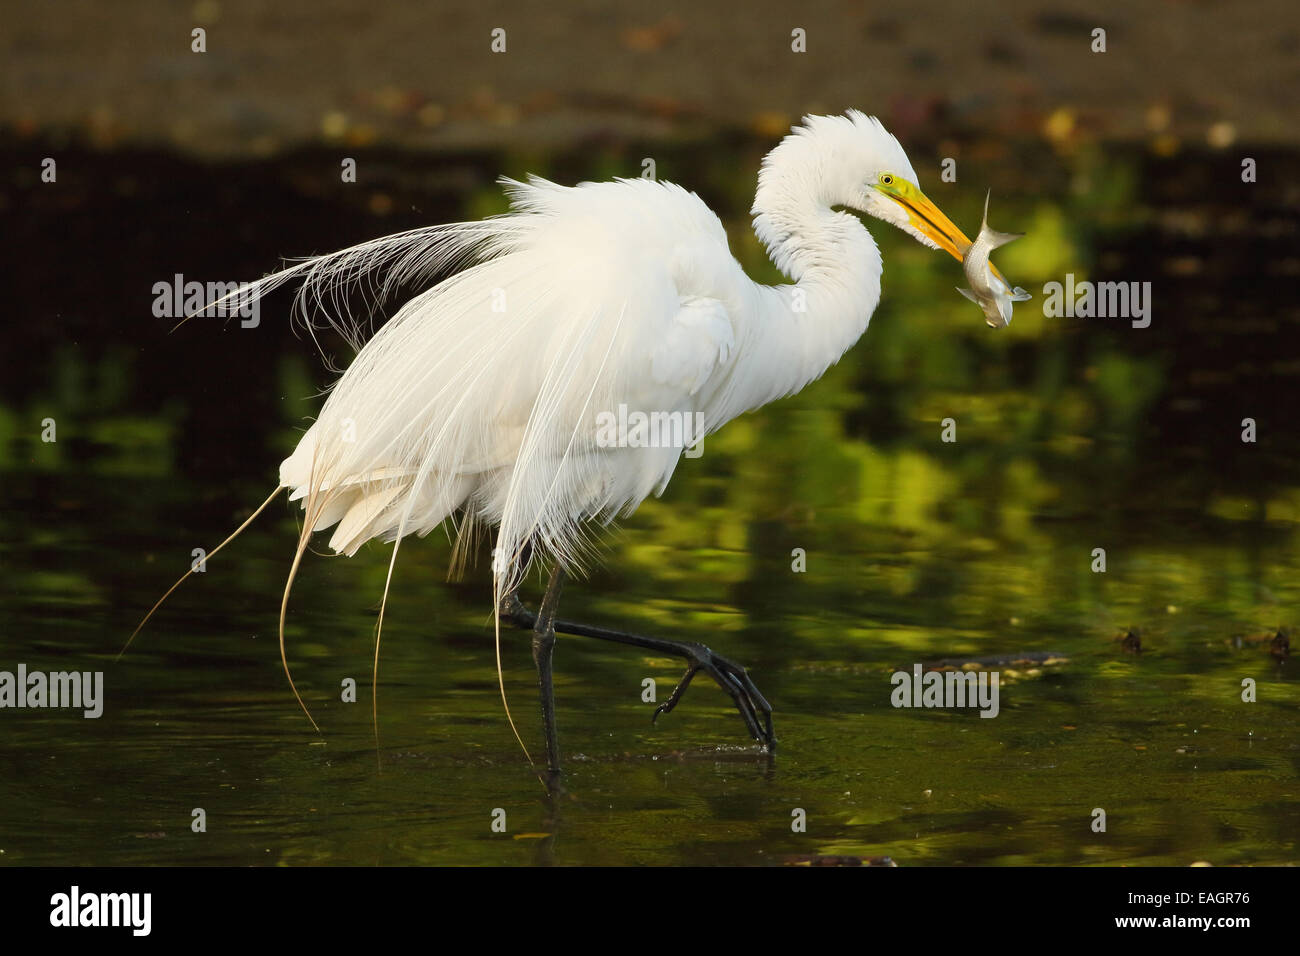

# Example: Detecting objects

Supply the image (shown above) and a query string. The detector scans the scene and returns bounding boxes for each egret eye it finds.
[880,173,894,186]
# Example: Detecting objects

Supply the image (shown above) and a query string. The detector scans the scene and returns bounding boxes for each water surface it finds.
[1,137,1297,865]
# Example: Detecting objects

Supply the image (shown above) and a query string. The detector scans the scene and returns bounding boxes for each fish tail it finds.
[980,190,1022,249]
[984,228,1023,250]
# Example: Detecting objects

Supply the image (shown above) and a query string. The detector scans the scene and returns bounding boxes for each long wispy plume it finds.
[139,176,712,770]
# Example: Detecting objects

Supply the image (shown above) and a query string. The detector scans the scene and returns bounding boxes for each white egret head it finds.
[813,111,974,261]
[753,110,986,281]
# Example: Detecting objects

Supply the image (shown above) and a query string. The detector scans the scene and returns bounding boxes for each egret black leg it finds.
[532,565,564,776]
[500,577,775,752]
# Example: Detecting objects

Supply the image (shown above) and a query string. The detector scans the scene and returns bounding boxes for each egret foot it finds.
[499,570,775,757]
[652,642,774,748]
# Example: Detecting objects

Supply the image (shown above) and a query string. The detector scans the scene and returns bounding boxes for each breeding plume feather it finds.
[135,111,1001,778]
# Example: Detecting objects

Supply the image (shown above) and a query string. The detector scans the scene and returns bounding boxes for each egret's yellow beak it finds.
[875,178,1016,288]
[876,178,972,261]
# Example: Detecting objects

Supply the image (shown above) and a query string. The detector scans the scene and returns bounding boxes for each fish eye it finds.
[880,173,894,186]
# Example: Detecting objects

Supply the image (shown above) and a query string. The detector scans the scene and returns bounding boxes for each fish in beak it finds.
[956,191,1032,328]
[876,178,1030,328]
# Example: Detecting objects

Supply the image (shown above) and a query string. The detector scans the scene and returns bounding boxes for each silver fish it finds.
[957,190,1031,328]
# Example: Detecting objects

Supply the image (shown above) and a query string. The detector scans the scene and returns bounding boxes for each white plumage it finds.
[131,111,981,754]
[251,111,962,614]
[278,176,745,579]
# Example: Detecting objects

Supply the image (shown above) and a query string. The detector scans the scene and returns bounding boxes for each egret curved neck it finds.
[742,200,883,407]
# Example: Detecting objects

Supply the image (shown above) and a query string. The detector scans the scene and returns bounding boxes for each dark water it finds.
[2,136,1298,865]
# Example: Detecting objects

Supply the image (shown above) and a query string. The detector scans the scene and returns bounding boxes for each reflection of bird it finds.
[139,112,981,780]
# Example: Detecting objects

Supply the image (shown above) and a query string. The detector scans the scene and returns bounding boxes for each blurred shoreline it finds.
[4,0,1299,158]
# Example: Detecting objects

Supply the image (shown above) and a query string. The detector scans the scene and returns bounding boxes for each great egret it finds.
[138,110,992,778]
